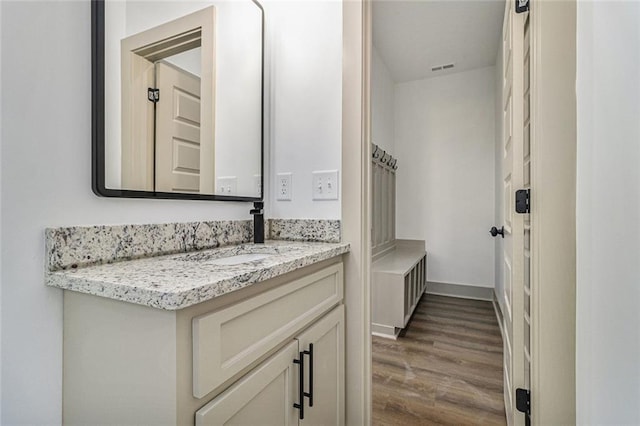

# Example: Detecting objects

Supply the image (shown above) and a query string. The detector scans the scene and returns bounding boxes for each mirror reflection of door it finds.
[155,60,202,193]
[120,6,215,194]
[103,1,263,198]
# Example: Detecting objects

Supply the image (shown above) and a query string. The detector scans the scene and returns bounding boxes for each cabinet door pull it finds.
[293,351,305,420]
[303,343,314,407]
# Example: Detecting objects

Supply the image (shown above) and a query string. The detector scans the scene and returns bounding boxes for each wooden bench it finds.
[371,239,427,339]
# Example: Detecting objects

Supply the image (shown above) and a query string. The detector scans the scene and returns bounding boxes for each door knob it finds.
[490,226,504,238]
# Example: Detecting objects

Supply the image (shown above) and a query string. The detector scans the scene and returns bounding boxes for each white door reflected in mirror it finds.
[103,0,263,197]
[155,59,202,193]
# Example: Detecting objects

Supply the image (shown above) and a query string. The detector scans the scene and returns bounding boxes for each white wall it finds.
[0,3,249,423]
[395,67,496,288]
[0,0,342,423]
[576,2,640,423]
[267,0,342,219]
[371,46,395,154]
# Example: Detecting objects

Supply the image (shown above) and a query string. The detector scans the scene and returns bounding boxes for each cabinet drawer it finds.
[193,263,343,398]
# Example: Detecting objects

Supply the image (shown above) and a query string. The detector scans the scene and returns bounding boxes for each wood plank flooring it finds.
[372,294,506,425]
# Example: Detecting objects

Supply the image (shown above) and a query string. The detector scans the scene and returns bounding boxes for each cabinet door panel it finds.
[296,305,345,426]
[195,340,298,426]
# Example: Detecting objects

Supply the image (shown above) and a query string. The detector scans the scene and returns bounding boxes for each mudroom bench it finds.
[371,239,427,339]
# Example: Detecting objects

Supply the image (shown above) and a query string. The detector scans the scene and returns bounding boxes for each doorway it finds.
[369,0,507,421]
[364,0,577,424]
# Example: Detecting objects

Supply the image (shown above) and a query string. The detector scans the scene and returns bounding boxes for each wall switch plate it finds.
[216,176,237,195]
[312,170,339,200]
[276,172,292,201]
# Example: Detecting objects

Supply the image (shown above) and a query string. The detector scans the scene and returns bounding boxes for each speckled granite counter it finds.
[46,240,349,310]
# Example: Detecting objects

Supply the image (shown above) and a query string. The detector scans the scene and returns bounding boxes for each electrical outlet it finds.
[276,172,292,201]
[312,170,339,200]
[216,176,237,195]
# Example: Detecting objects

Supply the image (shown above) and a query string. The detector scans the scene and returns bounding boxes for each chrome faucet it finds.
[250,201,264,244]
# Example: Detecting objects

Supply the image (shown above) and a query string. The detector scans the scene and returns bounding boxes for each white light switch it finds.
[216,176,237,195]
[312,170,339,200]
[277,173,292,201]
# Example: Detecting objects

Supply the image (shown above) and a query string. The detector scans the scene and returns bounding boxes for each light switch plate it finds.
[216,176,237,195]
[312,170,339,200]
[276,173,292,201]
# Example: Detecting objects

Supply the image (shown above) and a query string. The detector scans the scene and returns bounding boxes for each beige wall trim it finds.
[371,153,396,254]
[426,281,494,301]
[342,0,372,424]
[530,0,577,423]
[493,290,505,342]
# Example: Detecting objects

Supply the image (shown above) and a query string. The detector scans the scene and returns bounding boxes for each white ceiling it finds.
[373,0,505,83]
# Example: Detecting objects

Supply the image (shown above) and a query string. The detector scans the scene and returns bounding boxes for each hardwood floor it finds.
[372,294,506,425]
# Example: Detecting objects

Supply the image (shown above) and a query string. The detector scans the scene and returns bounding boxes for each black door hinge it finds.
[515,189,530,214]
[515,0,529,13]
[516,388,531,426]
[148,88,160,103]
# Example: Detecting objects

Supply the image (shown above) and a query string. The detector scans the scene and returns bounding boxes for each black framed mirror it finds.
[92,0,264,201]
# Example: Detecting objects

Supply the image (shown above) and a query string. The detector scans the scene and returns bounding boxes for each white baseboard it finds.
[425,281,494,301]
[371,323,400,340]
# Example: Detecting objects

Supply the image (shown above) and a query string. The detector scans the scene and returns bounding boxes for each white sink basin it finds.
[205,253,273,266]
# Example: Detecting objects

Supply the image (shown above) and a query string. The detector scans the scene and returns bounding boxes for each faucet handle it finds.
[250,201,264,215]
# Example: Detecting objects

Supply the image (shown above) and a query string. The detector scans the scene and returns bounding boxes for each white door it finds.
[295,305,345,426]
[195,340,298,426]
[501,1,530,425]
[155,61,202,193]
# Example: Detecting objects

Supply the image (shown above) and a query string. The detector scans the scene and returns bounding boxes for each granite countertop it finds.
[46,240,350,310]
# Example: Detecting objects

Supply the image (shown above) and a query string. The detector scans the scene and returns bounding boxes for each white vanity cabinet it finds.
[195,305,344,425]
[62,258,344,425]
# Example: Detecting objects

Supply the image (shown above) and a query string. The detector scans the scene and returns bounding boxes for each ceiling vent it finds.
[431,63,455,72]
